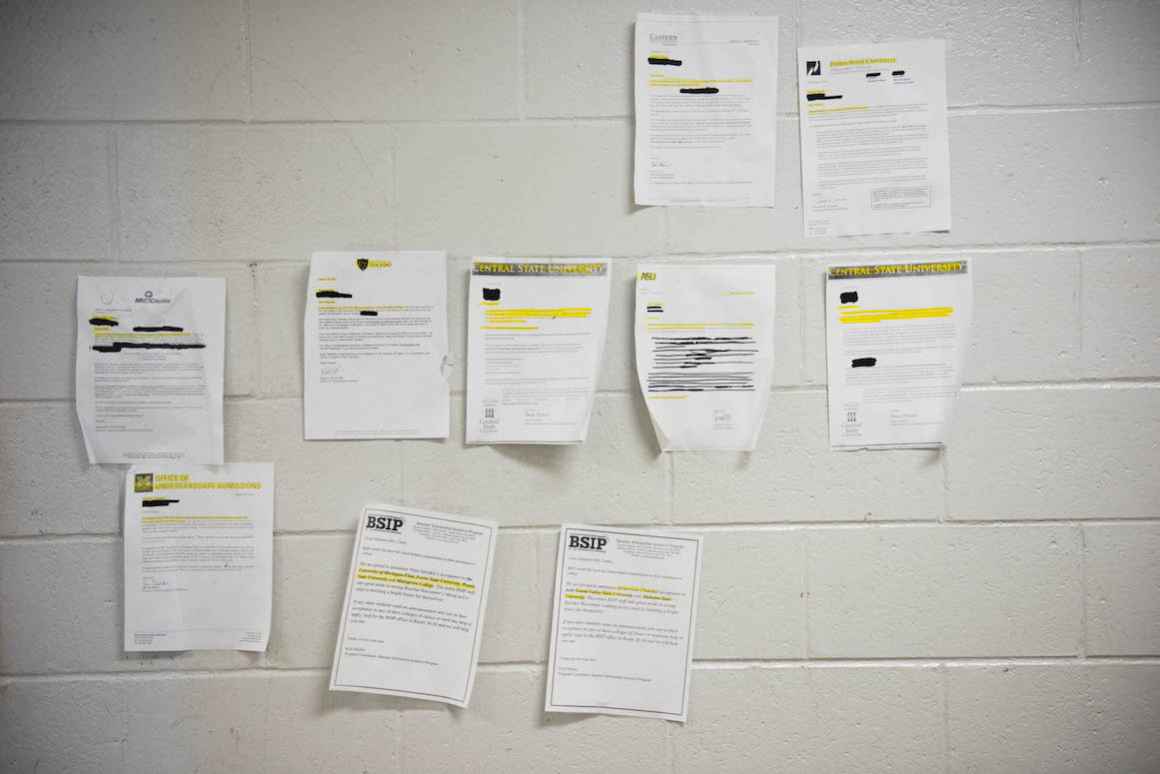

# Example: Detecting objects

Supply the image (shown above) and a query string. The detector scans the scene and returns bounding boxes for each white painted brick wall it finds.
[0,0,1157,771]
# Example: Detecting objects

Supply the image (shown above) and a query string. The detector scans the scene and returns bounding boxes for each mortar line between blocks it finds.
[940,663,951,774]
[1076,249,1086,355]
[801,532,812,659]
[0,101,1157,127]
[515,0,526,121]
[4,239,1155,264]
[9,516,1160,544]
[9,656,1160,683]
[390,125,400,246]
[802,533,812,659]
[107,126,121,265]
[4,377,1160,410]
[247,261,260,397]
[1079,524,1089,658]
[666,452,675,525]
[1074,0,1085,64]
[242,0,254,123]
[939,447,951,522]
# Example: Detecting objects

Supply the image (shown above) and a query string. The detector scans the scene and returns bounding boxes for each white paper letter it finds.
[304,251,449,439]
[466,259,610,444]
[636,263,776,451]
[798,40,951,237]
[330,505,497,707]
[76,276,225,464]
[635,14,779,207]
[123,463,274,652]
[826,259,972,449]
[545,525,703,721]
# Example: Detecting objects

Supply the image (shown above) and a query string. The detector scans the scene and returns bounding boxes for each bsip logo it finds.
[366,513,405,532]
[568,533,608,551]
[134,289,170,303]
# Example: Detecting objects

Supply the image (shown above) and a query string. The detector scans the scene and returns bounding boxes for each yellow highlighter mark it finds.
[573,588,633,598]
[807,105,870,113]
[648,77,753,87]
[141,515,248,524]
[483,307,592,324]
[357,567,476,592]
[839,306,954,324]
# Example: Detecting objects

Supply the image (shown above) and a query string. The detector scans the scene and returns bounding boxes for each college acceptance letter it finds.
[636,263,777,451]
[635,14,779,207]
[466,259,610,444]
[123,463,274,652]
[798,40,951,237]
[826,259,972,449]
[546,525,703,721]
[77,276,225,464]
[330,505,497,707]
[304,251,449,439]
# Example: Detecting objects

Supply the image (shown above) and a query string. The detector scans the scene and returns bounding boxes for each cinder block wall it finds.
[2,1,1158,772]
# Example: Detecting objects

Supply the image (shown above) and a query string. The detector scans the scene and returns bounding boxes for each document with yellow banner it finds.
[798,40,950,237]
[123,463,274,652]
[330,505,497,707]
[466,259,611,444]
[635,263,776,451]
[634,14,779,207]
[304,251,449,439]
[826,259,972,449]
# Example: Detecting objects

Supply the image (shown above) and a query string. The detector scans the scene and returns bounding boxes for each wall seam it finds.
[7,655,1160,682]
[1078,524,1089,658]
[107,126,121,265]
[0,101,1156,129]
[802,532,813,658]
[940,663,951,773]
[242,0,254,123]
[9,515,1160,545]
[247,261,261,397]
[2,238,1156,263]
[516,0,526,121]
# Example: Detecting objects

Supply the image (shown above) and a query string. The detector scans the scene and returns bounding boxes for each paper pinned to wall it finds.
[304,251,449,440]
[76,276,225,464]
[826,259,972,449]
[635,263,777,451]
[466,258,611,444]
[123,463,274,652]
[330,505,497,707]
[545,524,703,722]
[634,14,779,207]
[797,39,951,237]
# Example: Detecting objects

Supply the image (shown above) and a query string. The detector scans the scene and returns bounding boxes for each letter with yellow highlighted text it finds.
[330,505,497,707]
[466,258,611,444]
[546,524,703,721]
[123,463,274,651]
[825,259,972,449]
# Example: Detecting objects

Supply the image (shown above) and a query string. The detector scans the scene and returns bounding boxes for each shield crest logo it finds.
[356,258,369,271]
